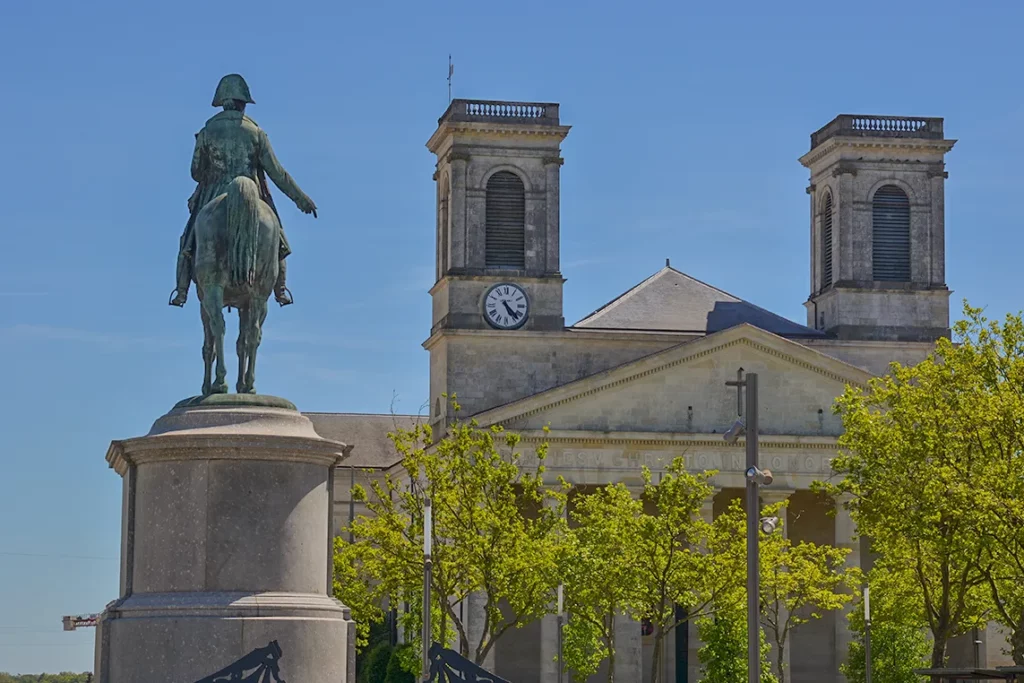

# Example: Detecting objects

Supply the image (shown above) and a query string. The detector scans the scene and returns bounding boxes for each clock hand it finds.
[502,301,519,319]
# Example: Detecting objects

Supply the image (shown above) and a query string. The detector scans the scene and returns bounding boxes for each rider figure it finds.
[169,74,317,307]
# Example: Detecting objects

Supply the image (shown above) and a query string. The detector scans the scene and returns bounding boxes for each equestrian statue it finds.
[170,74,317,396]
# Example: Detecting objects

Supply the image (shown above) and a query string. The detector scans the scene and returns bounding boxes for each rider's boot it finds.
[274,259,293,306]
[169,252,192,307]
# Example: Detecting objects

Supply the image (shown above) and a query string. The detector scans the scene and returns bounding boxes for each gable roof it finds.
[305,412,420,469]
[572,266,824,338]
[471,323,872,428]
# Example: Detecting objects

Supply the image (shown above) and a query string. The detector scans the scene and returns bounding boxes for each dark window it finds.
[485,171,526,268]
[872,185,911,281]
[822,191,834,289]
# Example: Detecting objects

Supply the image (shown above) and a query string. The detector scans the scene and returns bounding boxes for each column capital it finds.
[760,489,795,505]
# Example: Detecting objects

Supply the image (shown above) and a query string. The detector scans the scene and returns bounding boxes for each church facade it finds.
[308,101,998,682]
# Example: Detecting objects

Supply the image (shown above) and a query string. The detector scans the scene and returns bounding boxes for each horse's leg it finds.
[236,306,249,394]
[244,297,268,394]
[201,302,214,396]
[201,285,228,394]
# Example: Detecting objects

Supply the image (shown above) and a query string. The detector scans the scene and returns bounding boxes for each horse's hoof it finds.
[202,384,212,396]
[210,383,228,394]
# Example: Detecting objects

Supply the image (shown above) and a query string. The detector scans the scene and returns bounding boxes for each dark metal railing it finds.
[439,99,560,126]
[810,114,944,149]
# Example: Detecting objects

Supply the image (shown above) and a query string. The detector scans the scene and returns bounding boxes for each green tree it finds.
[825,305,995,669]
[562,482,644,681]
[335,409,568,669]
[696,607,777,683]
[945,308,1024,663]
[841,561,931,683]
[758,504,859,683]
[626,459,746,683]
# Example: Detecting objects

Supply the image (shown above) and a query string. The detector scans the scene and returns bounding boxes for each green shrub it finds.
[359,641,393,683]
[384,644,416,683]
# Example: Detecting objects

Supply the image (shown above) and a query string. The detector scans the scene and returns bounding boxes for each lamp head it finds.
[760,516,779,534]
[723,419,745,444]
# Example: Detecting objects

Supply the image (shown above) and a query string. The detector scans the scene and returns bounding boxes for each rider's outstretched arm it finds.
[258,131,314,212]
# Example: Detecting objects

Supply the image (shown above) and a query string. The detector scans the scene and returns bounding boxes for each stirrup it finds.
[168,288,187,307]
[275,287,294,307]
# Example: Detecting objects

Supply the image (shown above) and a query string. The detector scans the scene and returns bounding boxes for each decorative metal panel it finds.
[872,185,911,282]
[822,192,834,289]
[485,172,526,269]
[428,643,510,683]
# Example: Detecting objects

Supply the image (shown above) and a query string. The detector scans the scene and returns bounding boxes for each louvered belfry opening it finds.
[822,191,834,290]
[872,185,911,281]
[485,171,526,269]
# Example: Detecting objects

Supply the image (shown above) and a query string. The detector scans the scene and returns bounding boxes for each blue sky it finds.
[1,0,1022,673]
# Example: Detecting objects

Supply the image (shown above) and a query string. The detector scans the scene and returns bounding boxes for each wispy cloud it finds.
[0,324,186,352]
[562,257,609,269]
[262,329,398,352]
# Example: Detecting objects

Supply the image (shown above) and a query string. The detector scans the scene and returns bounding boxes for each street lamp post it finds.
[864,586,872,683]
[557,584,564,683]
[422,498,433,683]
[725,370,769,683]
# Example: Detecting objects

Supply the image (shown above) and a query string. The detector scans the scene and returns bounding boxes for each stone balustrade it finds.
[810,114,944,149]
[439,98,561,125]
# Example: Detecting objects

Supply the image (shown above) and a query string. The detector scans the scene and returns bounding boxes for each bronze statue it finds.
[172,74,318,395]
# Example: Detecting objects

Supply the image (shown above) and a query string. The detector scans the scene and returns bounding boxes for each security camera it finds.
[745,466,773,486]
[760,516,779,534]
[723,419,745,444]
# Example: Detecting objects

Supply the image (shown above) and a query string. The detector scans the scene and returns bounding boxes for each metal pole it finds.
[423,499,433,683]
[864,587,872,683]
[746,372,759,683]
[973,625,981,668]
[557,584,564,683]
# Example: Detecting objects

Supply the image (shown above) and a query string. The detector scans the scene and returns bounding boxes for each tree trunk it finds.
[606,626,616,683]
[1014,607,1024,665]
[650,633,663,683]
[930,637,947,683]
[775,640,786,683]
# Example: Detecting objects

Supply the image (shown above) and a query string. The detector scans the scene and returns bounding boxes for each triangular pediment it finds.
[472,324,873,436]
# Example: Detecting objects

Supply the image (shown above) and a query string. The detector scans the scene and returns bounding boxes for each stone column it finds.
[94,395,354,682]
[835,493,861,683]
[543,156,563,274]
[613,612,643,681]
[688,489,719,682]
[761,489,795,680]
[463,590,496,671]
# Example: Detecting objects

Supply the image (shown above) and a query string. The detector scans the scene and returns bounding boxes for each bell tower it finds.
[424,99,571,432]
[426,99,571,334]
[800,115,956,342]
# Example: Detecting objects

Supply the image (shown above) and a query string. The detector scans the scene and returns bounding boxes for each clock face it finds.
[484,283,529,330]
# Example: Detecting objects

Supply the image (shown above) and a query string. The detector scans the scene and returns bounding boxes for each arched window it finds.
[872,185,911,282]
[821,191,834,290]
[485,171,526,269]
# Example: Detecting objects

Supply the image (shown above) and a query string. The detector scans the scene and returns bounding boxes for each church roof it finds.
[305,412,420,469]
[572,265,824,338]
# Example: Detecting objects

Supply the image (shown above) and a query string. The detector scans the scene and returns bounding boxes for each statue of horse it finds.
[192,176,279,395]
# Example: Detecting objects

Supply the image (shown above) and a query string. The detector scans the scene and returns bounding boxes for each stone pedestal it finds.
[94,395,355,682]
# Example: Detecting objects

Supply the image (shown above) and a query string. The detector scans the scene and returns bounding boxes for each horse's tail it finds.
[226,176,261,287]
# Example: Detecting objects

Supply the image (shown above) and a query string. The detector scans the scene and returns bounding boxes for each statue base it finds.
[94,398,355,682]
